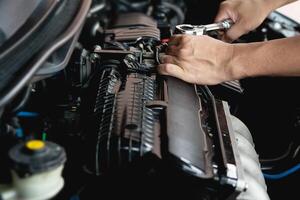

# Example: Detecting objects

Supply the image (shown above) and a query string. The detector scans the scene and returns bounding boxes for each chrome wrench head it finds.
[175,19,234,35]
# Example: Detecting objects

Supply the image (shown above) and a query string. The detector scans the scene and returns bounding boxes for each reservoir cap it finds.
[9,140,66,176]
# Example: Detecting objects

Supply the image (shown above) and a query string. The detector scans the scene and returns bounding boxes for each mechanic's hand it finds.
[158,35,235,85]
[215,0,273,41]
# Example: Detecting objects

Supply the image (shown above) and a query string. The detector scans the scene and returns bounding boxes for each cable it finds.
[293,145,300,159]
[17,111,39,118]
[260,143,300,171]
[263,163,300,180]
[42,132,47,141]
[260,142,293,162]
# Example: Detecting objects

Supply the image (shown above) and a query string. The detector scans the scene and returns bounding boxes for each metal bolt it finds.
[125,54,136,61]
[90,53,99,63]
[261,28,267,33]
[273,22,282,30]
[94,45,102,51]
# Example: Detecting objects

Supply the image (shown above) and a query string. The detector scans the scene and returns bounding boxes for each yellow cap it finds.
[26,140,45,151]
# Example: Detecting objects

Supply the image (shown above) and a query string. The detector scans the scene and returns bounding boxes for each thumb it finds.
[214,3,238,23]
[215,9,230,23]
[214,3,240,41]
[224,20,246,41]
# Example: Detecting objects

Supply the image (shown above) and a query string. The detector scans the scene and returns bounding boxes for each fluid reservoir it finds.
[8,140,66,200]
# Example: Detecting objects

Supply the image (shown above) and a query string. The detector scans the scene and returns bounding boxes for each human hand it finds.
[158,35,235,85]
[215,0,274,41]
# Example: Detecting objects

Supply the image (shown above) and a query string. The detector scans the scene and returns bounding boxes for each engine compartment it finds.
[0,0,299,200]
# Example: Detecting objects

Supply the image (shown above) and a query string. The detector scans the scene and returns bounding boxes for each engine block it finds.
[80,12,247,199]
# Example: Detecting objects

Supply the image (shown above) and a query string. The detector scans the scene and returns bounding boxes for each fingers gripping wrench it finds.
[175,19,234,35]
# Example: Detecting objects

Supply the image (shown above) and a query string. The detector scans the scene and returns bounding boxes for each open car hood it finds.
[0,0,91,107]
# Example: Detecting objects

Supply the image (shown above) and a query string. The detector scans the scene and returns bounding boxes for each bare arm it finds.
[231,35,300,79]
[267,0,299,8]
[157,0,300,85]
[158,34,300,85]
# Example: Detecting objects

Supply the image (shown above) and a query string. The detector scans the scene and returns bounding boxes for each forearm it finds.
[230,35,300,79]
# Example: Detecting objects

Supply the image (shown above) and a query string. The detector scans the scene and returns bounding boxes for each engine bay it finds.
[0,0,299,199]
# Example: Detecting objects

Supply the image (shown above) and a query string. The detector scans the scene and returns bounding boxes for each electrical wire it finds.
[260,142,293,162]
[260,143,300,172]
[263,163,300,180]
[17,111,39,118]
[293,145,300,159]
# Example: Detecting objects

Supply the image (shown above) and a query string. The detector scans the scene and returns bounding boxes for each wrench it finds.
[175,19,234,35]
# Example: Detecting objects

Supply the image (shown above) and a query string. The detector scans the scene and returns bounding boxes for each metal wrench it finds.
[175,19,234,35]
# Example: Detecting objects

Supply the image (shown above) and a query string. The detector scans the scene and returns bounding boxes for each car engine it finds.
[0,0,299,200]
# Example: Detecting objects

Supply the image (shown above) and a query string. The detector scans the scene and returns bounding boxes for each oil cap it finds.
[25,140,45,151]
[9,140,66,176]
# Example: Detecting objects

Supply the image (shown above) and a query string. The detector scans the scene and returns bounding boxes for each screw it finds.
[94,45,102,51]
[90,53,99,63]
[125,54,136,61]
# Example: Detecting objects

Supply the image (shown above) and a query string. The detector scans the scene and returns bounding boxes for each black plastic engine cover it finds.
[165,77,214,178]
